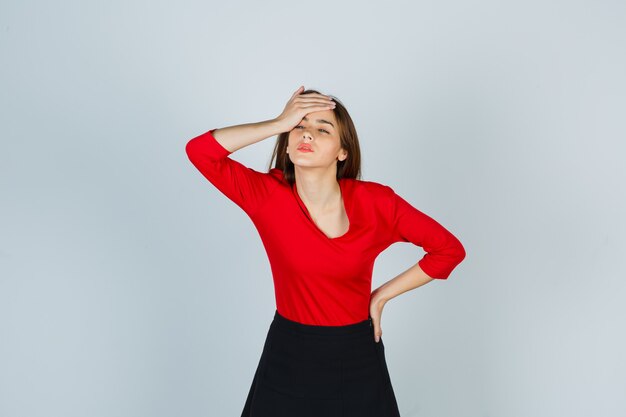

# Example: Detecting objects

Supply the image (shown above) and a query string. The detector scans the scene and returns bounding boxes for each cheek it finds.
[321,145,341,159]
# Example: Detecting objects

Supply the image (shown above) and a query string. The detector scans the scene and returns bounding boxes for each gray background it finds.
[1,1,625,416]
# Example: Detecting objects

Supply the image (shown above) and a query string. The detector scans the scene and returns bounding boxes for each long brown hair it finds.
[267,89,362,185]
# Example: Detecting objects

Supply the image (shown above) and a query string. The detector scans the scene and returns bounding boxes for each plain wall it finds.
[1,1,625,416]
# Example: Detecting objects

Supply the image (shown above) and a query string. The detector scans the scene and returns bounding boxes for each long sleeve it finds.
[185,128,279,218]
[386,186,466,279]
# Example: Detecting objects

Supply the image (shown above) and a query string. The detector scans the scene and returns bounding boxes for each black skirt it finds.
[241,310,401,417]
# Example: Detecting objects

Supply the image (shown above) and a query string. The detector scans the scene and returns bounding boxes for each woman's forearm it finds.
[372,262,435,305]
[211,118,286,154]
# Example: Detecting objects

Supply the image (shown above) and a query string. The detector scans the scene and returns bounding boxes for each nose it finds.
[301,129,313,141]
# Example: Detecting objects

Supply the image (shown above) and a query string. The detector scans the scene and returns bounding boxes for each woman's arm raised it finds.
[209,119,286,153]
[185,87,336,217]
[209,85,336,152]
[185,120,283,219]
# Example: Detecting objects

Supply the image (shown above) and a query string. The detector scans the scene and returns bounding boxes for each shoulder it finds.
[269,167,283,179]
[344,178,398,217]
[268,167,288,185]
[265,168,293,192]
[345,177,395,199]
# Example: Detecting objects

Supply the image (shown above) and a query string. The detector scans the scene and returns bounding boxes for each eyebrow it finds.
[302,116,335,129]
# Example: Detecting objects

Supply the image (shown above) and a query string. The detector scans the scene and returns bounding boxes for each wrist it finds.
[371,286,392,305]
[268,117,289,135]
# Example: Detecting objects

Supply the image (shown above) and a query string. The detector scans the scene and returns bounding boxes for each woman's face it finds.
[287,109,347,169]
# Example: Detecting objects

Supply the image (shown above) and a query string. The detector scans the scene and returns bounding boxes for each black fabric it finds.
[241,310,401,417]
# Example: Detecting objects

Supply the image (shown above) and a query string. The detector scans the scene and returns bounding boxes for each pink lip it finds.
[297,146,313,152]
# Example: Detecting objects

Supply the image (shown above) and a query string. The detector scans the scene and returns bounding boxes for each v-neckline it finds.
[291,178,352,241]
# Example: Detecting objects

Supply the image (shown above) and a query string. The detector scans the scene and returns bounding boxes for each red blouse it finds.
[186,128,466,326]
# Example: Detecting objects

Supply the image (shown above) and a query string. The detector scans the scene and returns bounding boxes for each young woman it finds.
[185,86,466,417]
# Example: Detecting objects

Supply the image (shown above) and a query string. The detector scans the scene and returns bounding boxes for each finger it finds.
[296,97,336,108]
[295,92,332,103]
[290,85,304,100]
[299,103,336,111]
[371,316,382,343]
[298,92,333,101]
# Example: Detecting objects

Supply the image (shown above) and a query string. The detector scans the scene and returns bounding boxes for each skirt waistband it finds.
[272,309,372,337]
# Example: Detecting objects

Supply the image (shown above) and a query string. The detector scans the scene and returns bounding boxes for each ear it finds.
[337,149,348,162]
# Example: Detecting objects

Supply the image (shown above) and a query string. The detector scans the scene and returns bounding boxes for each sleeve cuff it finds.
[203,128,233,159]
[418,258,450,280]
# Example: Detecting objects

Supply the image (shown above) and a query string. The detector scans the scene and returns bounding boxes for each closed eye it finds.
[295,125,330,134]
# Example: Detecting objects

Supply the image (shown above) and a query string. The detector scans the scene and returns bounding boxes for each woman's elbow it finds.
[456,242,467,266]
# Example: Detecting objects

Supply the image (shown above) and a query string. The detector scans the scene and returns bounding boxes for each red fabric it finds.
[186,128,466,326]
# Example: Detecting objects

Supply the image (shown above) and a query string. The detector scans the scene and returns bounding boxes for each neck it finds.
[293,167,341,209]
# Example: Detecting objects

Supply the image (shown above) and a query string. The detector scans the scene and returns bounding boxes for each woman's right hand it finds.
[274,86,336,133]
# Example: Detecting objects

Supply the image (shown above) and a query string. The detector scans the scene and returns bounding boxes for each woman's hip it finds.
[259,309,392,399]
